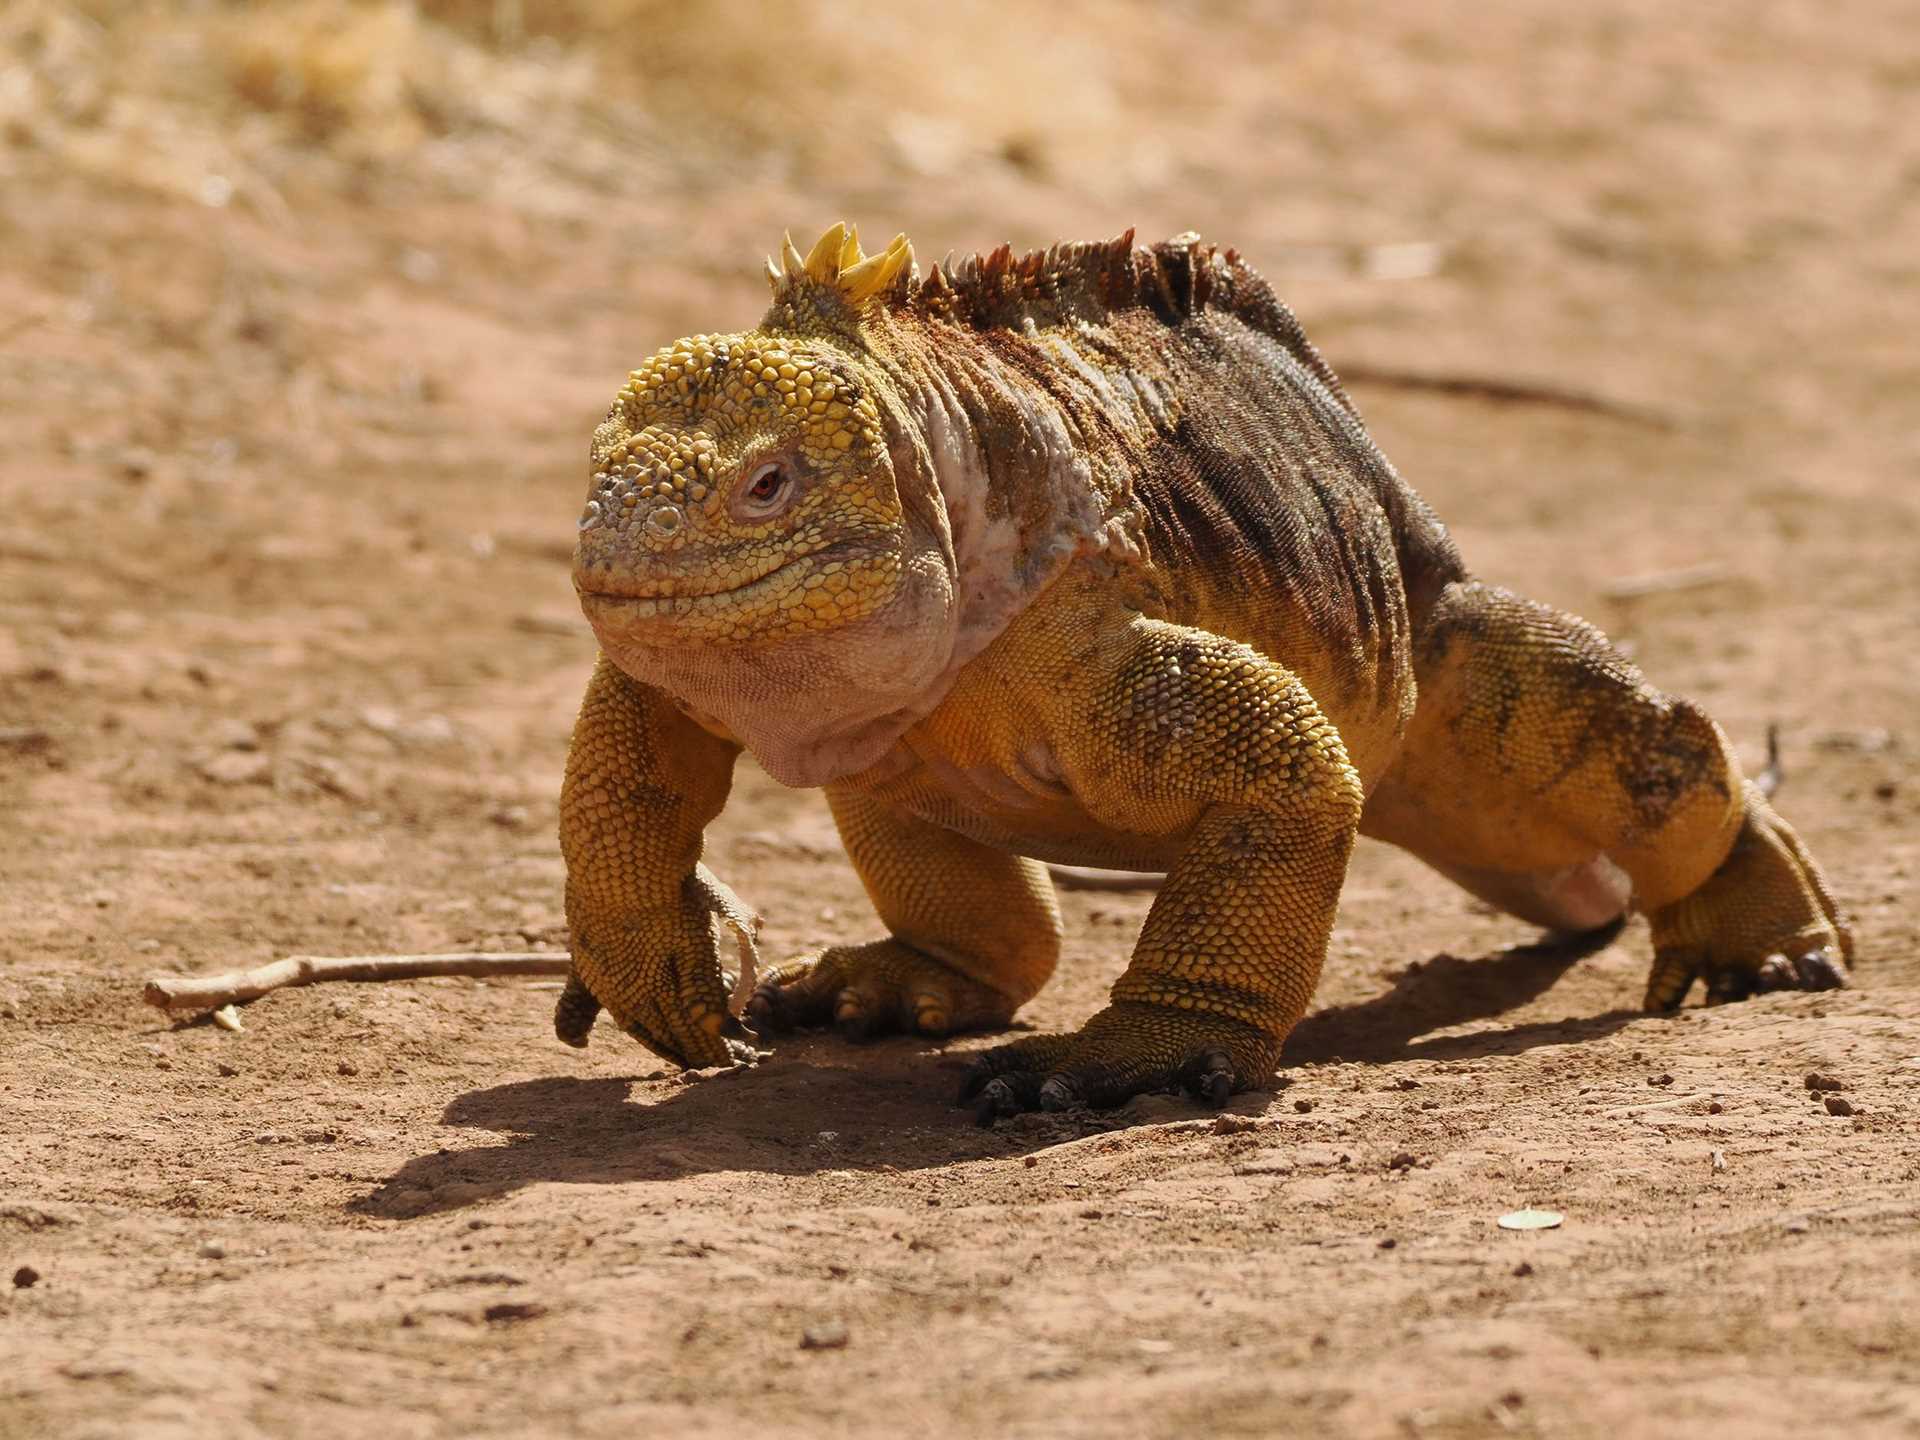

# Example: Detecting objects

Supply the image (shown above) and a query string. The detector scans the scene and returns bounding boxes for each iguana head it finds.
[573,225,956,786]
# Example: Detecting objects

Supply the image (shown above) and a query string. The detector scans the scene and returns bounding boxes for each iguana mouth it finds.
[574,539,858,610]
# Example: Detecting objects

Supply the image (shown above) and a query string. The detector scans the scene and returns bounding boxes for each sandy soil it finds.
[3,3,1917,1436]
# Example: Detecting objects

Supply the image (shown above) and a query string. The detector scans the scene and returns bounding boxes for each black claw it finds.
[743,990,779,1035]
[1705,970,1753,1005]
[1037,1075,1082,1112]
[1189,1050,1234,1108]
[959,1063,1034,1107]
[553,976,601,1048]
[1793,948,1846,991]
[973,1076,1025,1127]
[749,983,800,1034]
[1754,955,1797,993]
[834,1008,874,1043]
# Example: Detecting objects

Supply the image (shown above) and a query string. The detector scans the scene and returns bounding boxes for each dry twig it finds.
[1598,562,1732,600]
[144,861,1171,1017]
[142,952,569,1012]
[1340,362,1676,430]
[1044,864,1163,892]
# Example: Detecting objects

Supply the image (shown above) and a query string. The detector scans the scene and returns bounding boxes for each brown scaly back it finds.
[763,222,1355,420]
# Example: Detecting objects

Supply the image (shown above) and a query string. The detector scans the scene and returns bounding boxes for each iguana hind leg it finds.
[960,616,1363,1118]
[1364,581,1853,1007]
[746,787,1061,1041]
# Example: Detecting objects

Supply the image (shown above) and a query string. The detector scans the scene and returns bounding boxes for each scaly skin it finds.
[558,658,756,1068]
[557,224,1854,1116]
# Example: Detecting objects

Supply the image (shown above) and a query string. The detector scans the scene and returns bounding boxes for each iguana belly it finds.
[854,734,1197,871]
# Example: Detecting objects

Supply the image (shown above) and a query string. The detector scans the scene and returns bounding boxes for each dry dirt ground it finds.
[3,3,1918,1437]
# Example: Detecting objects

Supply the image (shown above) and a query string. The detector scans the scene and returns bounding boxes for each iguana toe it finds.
[969,1075,1037,1127]
[959,1005,1275,1120]
[746,939,1018,1044]
[1644,792,1854,1011]
[553,972,602,1049]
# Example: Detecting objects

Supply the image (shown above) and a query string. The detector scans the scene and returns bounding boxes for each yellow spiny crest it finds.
[766,222,916,310]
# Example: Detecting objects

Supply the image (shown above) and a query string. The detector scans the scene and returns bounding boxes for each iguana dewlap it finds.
[555,224,1853,1117]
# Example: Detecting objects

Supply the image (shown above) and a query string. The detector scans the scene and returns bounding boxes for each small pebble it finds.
[217,1063,240,1078]
[800,1320,850,1351]
[1824,1096,1855,1116]
[1387,1152,1417,1172]
[1377,1237,1398,1250]
[1804,1072,1846,1093]
[1497,1208,1563,1231]
[211,1005,243,1033]
[1648,1073,1673,1087]
[13,1265,40,1289]
[1707,1101,1724,1114]
[337,1060,358,1076]
[1293,1099,1314,1113]
[214,719,260,752]
[199,1241,226,1260]
[1078,1208,1103,1221]
[1211,1113,1258,1135]
[1512,1261,1534,1278]
[1023,1156,1038,1169]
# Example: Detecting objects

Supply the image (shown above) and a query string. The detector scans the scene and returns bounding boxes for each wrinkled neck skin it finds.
[597,328,1148,790]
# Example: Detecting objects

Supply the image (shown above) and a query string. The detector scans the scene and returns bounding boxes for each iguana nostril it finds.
[578,499,602,531]
[646,504,683,537]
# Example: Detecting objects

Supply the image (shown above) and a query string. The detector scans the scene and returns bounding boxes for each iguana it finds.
[556,224,1854,1119]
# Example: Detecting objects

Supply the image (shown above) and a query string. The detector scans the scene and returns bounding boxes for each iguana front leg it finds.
[746,786,1062,1040]
[963,617,1363,1118]
[558,656,755,1067]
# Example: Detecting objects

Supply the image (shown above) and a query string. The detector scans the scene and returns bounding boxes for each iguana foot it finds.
[1643,793,1855,1010]
[957,1003,1280,1123]
[745,939,1018,1042]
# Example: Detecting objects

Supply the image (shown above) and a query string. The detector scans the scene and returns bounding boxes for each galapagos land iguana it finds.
[556,224,1854,1119]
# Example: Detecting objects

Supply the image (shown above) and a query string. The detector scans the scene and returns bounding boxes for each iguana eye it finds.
[738,461,792,517]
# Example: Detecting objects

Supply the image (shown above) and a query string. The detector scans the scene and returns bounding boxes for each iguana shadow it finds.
[1284,919,1635,1063]
[347,920,1644,1217]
